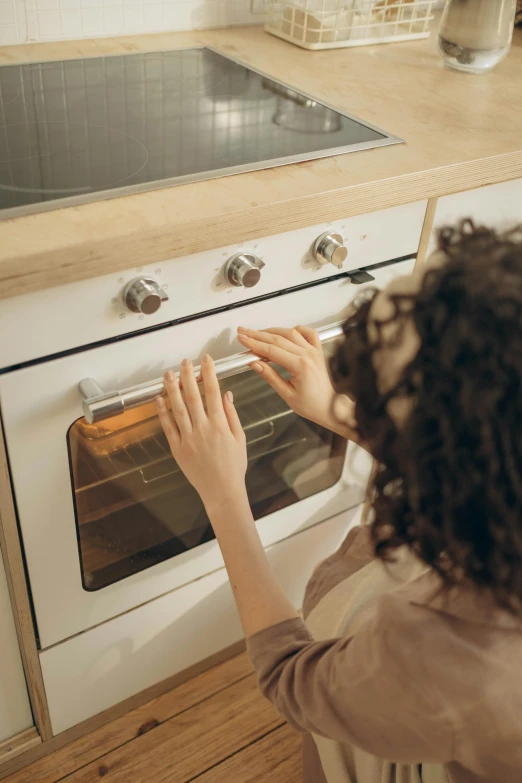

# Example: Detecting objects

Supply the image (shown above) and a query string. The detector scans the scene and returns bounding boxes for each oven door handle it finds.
[79,321,344,424]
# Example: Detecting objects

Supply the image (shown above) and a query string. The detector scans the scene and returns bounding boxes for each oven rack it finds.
[75,393,297,494]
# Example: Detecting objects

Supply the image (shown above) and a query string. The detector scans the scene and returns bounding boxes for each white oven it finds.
[0,201,425,732]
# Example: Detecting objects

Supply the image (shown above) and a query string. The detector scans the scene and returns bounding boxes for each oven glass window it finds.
[67,360,347,591]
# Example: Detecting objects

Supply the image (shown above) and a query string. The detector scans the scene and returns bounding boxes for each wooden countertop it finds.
[0,21,521,299]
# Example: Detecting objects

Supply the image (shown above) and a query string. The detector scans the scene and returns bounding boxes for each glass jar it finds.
[438,0,517,74]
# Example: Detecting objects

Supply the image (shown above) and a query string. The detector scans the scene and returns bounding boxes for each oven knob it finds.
[224,252,265,288]
[123,277,169,315]
[313,232,348,269]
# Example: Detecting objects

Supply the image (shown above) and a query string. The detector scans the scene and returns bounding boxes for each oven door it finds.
[0,259,414,649]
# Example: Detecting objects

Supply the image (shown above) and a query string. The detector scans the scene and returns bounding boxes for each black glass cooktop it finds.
[0,48,401,218]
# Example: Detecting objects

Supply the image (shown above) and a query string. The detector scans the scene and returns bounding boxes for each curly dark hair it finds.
[331,220,522,614]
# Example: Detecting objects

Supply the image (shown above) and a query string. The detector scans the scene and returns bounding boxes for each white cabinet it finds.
[427,177,522,256]
[40,506,362,735]
[0,547,33,743]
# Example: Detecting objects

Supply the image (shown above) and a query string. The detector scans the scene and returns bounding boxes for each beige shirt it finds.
[246,526,522,783]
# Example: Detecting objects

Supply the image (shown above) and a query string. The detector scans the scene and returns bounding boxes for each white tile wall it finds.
[0,0,446,46]
[0,0,261,44]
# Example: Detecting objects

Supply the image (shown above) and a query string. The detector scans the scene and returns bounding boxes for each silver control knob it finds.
[224,252,266,288]
[123,277,169,315]
[313,232,348,269]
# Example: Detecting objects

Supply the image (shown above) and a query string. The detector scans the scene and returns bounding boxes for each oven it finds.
[0,201,425,731]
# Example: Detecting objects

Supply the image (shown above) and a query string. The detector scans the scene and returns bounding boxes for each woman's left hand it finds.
[158,355,299,640]
[155,354,248,514]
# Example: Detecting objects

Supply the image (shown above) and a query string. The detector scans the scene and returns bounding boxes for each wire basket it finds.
[264,0,436,50]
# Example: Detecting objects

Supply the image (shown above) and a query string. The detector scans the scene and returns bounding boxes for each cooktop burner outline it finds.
[0,79,20,108]
[0,121,149,195]
[0,47,403,219]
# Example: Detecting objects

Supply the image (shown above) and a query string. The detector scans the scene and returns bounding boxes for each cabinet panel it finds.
[0,547,33,743]
[428,178,522,256]
[40,506,362,735]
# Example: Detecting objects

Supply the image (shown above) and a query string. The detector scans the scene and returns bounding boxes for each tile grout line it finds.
[3,0,257,43]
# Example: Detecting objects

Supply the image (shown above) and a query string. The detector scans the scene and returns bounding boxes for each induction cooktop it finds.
[0,48,402,219]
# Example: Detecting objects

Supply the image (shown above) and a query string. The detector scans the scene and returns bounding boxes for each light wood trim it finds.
[0,731,40,768]
[0,425,52,741]
[415,197,438,270]
[0,641,247,781]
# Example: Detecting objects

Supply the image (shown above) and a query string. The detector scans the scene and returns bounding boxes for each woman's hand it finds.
[156,355,299,638]
[155,355,248,514]
[237,325,360,442]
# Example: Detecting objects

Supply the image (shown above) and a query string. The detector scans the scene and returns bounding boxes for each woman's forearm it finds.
[205,493,299,638]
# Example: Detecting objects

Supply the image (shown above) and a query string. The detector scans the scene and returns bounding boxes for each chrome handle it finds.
[79,321,344,425]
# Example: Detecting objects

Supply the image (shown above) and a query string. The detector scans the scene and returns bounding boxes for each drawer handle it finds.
[79,322,344,425]
[347,270,375,285]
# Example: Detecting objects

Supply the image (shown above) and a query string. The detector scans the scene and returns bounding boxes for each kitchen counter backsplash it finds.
[0,0,261,45]
[0,0,447,46]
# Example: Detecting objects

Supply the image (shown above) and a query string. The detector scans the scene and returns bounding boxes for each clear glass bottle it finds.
[438,0,517,74]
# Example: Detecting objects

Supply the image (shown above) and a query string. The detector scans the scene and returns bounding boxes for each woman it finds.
[155,222,522,783]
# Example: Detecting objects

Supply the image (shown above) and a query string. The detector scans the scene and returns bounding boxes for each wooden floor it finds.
[4,653,302,783]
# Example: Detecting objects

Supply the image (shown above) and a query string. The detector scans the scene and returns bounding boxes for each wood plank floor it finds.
[4,653,302,783]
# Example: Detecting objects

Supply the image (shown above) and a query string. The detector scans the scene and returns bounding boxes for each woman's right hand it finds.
[236,325,360,443]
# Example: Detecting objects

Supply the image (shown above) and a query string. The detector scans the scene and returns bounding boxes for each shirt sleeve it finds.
[303,525,375,618]
[246,594,455,764]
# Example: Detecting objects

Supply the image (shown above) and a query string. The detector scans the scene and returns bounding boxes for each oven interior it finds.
[68,354,347,591]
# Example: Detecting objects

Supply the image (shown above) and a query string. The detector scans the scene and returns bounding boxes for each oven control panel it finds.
[0,200,427,369]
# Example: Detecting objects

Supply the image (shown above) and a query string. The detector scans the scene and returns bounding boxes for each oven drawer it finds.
[0,259,414,648]
[40,506,362,735]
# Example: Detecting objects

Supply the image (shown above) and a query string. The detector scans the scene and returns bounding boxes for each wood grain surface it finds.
[0,427,52,741]
[1,650,253,783]
[415,197,438,268]
[0,651,300,783]
[0,731,41,768]
[58,675,281,783]
[195,724,302,783]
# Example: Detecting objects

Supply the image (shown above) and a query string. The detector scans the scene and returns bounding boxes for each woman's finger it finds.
[295,324,322,350]
[237,333,301,373]
[223,391,245,442]
[163,371,192,436]
[263,327,310,350]
[200,354,226,421]
[179,359,206,426]
[155,396,180,450]
[250,361,293,403]
[237,326,306,356]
